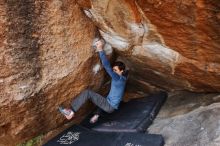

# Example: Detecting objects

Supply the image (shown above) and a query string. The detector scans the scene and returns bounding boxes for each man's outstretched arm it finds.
[96,40,119,80]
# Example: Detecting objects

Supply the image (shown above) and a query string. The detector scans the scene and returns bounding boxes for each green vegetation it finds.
[17,135,43,146]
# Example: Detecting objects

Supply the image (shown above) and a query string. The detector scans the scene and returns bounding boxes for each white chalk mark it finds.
[125,143,142,146]
[142,42,179,63]
[100,30,130,51]
[83,9,93,18]
[103,43,113,55]
[93,64,101,74]
[133,42,180,69]
[57,132,80,145]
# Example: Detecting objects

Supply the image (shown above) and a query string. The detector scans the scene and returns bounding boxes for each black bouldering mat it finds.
[43,125,89,146]
[43,125,164,146]
[81,91,167,132]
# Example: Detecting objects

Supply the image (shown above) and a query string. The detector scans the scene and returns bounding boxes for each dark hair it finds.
[113,61,129,77]
[113,61,125,71]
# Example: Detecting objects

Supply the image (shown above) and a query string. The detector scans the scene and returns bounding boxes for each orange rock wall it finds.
[0,0,220,145]
[80,0,220,92]
[0,0,102,145]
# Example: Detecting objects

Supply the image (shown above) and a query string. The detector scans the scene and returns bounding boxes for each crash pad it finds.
[43,125,164,146]
[81,91,167,132]
[43,125,89,146]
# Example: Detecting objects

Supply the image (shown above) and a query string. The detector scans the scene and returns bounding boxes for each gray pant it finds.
[71,89,115,113]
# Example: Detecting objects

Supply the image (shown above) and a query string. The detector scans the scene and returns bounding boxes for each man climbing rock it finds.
[59,40,128,123]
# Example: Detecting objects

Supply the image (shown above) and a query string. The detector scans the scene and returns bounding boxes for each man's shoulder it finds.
[118,75,127,81]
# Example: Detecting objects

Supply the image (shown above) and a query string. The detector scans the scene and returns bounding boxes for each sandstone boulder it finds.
[148,91,220,146]
[0,0,103,145]
[1,0,220,145]
[78,0,220,92]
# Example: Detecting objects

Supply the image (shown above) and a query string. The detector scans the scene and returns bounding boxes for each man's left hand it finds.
[95,40,104,52]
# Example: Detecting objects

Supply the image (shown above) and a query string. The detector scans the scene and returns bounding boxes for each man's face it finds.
[113,66,123,75]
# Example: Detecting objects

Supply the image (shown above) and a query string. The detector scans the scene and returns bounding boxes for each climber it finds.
[59,39,128,123]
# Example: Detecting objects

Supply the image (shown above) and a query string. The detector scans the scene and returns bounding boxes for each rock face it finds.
[0,0,104,145]
[0,0,220,145]
[79,0,220,92]
[148,91,220,146]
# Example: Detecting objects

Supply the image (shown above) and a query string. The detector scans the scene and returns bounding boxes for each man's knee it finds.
[105,108,114,114]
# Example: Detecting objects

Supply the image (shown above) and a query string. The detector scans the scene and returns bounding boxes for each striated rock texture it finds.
[78,0,220,92]
[0,0,220,145]
[0,0,104,145]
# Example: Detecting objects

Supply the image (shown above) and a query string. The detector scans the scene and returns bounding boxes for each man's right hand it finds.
[95,40,104,52]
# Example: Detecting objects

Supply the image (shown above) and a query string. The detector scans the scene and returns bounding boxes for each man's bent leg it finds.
[87,90,114,113]
[71,89,91,112]
[71,89,114,113]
